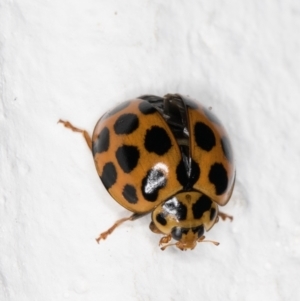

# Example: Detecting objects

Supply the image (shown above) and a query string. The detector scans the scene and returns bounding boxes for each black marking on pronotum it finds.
[156,213,167,226]
[162,198,187,221]
[192,195,212,219]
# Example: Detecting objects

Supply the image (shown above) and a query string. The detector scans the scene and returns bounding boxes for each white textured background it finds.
[1,1,300,300]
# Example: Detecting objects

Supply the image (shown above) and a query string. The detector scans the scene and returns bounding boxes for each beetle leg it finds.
[159,234,172,246]
[96,213,147,243]
[58,119,92,151]
[218,211,233,222]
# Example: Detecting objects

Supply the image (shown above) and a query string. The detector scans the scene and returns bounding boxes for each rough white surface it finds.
[1,0,300,300]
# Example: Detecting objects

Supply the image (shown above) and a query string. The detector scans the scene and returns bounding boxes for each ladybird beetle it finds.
[59,93,235,251]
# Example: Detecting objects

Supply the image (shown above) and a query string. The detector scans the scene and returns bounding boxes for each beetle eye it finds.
[192,225,204,238]
[171,227,182,240]
[171,227,190,241]
[171,227,183,241]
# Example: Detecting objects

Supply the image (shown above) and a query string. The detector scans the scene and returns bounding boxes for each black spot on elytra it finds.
[116,145,140,173]
[141,168,167,202]
[221,136,233,162]
[162,198,187,221]
[176,202,187,220]
[138,101,157,114]
[92,127,110,155]
[176,159,200,189]
[203,108,221,125]
[144,126,172,155]
[104,101,131,118]
[101,162,117,190]
[209,163,228,195]
[156,213,167,226]
[210,208,217,221]
[192,225,204,238]
[114,113,139,135]
[194,122,216,151]
[192,195,212,219]
[122,184,138,204]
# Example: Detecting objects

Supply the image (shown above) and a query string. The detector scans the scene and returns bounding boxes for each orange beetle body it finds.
[91,94,235,250]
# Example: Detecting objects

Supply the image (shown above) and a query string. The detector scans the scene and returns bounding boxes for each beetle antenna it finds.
[198,236,220,246]
[160,243,177,251]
